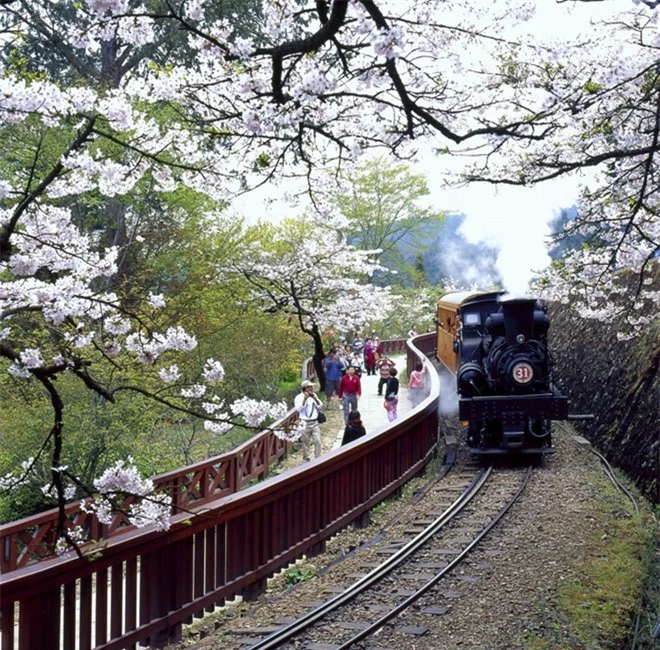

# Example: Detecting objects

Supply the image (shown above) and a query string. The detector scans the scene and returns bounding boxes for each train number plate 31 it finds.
[512,362,534,384]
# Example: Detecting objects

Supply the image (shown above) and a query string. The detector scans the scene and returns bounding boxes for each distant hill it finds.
[389,213,502,288]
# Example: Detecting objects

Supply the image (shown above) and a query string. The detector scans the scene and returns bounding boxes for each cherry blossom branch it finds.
[0,116,97,261]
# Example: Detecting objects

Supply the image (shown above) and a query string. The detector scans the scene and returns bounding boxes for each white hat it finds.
[301,380,314,388]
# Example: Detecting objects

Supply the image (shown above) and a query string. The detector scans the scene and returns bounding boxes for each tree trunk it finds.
[310,324,327,392]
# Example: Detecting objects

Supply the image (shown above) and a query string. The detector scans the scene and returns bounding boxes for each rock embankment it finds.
[549,292,659,504]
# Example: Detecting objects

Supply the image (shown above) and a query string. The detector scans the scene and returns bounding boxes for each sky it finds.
[233,162,583,296]
[420,174,583,295]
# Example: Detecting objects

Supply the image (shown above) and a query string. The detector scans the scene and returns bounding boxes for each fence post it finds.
[18,587,60,650]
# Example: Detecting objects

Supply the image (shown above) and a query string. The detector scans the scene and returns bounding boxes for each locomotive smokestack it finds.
[500,298,536,345]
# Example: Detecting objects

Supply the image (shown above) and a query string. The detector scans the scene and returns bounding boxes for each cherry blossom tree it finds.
[2,0,656,327]
[2,0,660,548]
[0,211,287,547]
[456,3,660,334]
[225,217,393,390]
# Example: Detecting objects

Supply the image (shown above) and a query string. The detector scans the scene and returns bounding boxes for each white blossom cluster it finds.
[231,397,289,427]
[125,492,172,531]
[93,457,155,496]
[370,25,406,59]
[274,419,305,443]
[0,457,34,490]
[228,222,393,335]
[202,359,225,383]
[77,458,172,533]
[55,525,87,556]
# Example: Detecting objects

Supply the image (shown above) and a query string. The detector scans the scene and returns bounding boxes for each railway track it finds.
[223,459,534,650]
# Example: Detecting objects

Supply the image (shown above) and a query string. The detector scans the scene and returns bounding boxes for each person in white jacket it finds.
[294,380,323,462]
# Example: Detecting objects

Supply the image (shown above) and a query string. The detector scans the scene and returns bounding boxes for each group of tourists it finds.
[294,326,429,463]
[325,332,384,379]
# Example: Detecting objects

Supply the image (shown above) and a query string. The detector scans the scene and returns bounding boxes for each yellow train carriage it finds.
[436,291,502,373]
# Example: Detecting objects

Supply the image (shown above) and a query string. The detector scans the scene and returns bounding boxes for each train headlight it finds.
[512,362,534,384]
[457,362,488,396]
[516,334,526,344]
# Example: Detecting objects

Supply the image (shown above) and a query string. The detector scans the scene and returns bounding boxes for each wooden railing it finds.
[0,338,416,574]
[0,412,297,574]
[0,335,440,650]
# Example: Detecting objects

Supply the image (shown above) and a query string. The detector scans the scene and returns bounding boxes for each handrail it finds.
[0,338,413,572]
[0,335,439,650]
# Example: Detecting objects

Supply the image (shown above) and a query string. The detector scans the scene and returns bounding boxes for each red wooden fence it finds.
[0,335,440,650]
[0,413,297,573]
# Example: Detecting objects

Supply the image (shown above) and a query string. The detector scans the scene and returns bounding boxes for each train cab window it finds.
[464,313,480,326]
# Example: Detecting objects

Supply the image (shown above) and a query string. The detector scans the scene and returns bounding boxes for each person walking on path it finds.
[408,361,427,408]
[338,365,362,424]
[364,337,376,375]
[374,337,384,361]
[383,367,399,422]
[407,361,428,408]
[352,332,365,356]
[323,350,343,409]
[376,356,396,396]
[341,410,367,446]
[348,350,364,376]
[294,379,323,462]
[385,366,399,397]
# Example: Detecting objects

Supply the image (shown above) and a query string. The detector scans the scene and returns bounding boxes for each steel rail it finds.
[247,466,492,650]
[334,464,533,649]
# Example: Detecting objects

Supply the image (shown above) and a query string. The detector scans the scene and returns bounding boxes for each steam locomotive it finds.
[436,291,569,455]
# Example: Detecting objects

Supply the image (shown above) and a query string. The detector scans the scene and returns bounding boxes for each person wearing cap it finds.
[294,380,323,462]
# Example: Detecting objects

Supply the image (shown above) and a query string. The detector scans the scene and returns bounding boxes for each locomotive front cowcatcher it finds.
[437,291,569,455]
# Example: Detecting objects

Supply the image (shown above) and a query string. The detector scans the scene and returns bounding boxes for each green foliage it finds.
[639,69,660,97]
[366,286,441,339]
[0,0,263,85]
[0,116,72,195]
[583,80,603,94]
[149,215,305,403]
[283,565,317,588]
[0,214,306,522]
[0,483,51,523]
[495,49,530,87]
[554,482,654,649]
[515,482,657,650]
[331,157,446,287]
